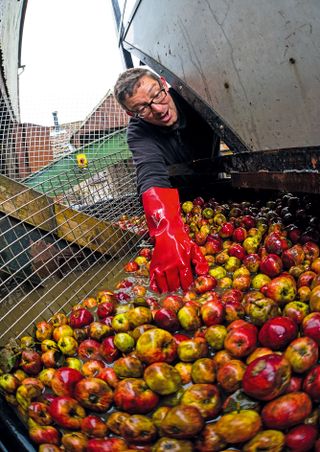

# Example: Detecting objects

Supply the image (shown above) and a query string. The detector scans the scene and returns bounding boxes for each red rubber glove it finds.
[142,187,209,293]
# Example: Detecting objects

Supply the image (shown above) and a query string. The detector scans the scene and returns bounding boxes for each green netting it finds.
[23,130,130,197]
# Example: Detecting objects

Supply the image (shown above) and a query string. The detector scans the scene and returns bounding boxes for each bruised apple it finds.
[284,336,318,373]
[144,362,182,395]
[181,383,221,419]
[242,354,291,400]
[215,409,262,444]
[113,378,159,414]
[160,404,204,439]
[136,328,177,364]
[74,377,113,412]
[261,392,312,430]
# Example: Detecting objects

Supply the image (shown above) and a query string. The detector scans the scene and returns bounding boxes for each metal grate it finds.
[0,90,148,346]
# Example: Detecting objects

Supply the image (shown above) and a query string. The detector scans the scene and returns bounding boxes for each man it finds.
[114,67,220,293]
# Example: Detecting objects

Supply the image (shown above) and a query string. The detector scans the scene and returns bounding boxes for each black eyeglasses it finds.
[129,85,167,118]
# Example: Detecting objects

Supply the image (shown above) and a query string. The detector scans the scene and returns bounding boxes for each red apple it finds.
[285,424,318,452]
[224,323,258,358]
[20,350,42,375]
[114,378,159,414]
[219,222,235,239]
[153,308,179,332]
[264,231,288,255]
[86,438,128,452]
[200,299,225,326]
[77,339,101,361]
[69,308,93,329]
[96,301,115,319]
[243,253,261,273]
[81,414,108,438]
[28,424,60,446]
[242,353,291,400]
[258,316,298,350]
[160,295,184,312]
[303,241,320,261]
[194,275,217,294]
[99,337,120,363]
[242,215,256,229]
[303,365,320,402]
[48,396,86,429]
[261,392,312,430]
[74,377,113,412]
[51,367,83,397]
[228,243,246,261]
[302,311,320,345]
[259,254,283,278]
[232,227,247,243]
[282,244,305,268]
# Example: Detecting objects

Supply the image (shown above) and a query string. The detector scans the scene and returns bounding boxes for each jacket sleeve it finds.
[127,124,172,196]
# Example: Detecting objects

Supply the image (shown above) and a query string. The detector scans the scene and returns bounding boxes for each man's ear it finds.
[160,76,168,88]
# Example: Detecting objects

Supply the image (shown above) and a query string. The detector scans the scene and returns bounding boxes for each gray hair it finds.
[113,67,160,108]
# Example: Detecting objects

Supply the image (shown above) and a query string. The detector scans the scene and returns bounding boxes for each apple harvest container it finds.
[1,0,320,449]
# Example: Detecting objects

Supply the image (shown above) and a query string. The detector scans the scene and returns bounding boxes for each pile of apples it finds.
[2,192,320,451]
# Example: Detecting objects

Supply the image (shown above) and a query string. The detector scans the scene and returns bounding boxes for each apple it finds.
[113,356,144,379]
[205,324,227,350]
[302,311,320,344]
[28,401,53,425]
[20,350,42,375]
[113,332,135,353]
[224,256,241,272]
[177,337,208,362]
[243,253,261,273]
[48,396,86,429]
[35,321,53,342]
[28,423,60,446]
[86,438,128,452]
[0,373,20,393]
[244,296,280,326]
[144,362,181,395]
[74,377,113,412]
[221,288,243,304]
[80,414,108,438]
[259,254,283,277]
[181,383,221,420]
[232,226,247,242]
[177,305,201,331]
[242,353,291,400]
[96,290,115,304]
[285,424,318,452]
[124,261,139,272]
[57,336,78,356]
[127,306,153,328]
[114,378,159,414]
[153,308,179,332]
[232,275,251,292]
[82,297,98,309]
[303,365,320,402]
[153,437,194,451]
[215,409,262,444]
[303,241,320,261]
[160,404,204,439]
[52,325,74,342]
[217,359,247,393]
[219,221,234,239]
[264,274,297,305]
[200,299,225,326]
[224,324,258,358]
[69,308,93,328]
[61,432,88,451]
[96,367,119,389]
[191,357,216,384]
[243,430,285,451]
[298,270,316,288]
[205,237,223,254]
[96,301,115,319]
[51,367,83,397]
[160,295,184,312]
[41,350,65,369]
[99,336,120,363]
[228,243,246,261]
[81,359,105,378]
[282,300,310,324]
[264,231,288,255]
[48,312,68,328]
[261,392,312,430]
[88,321,112,341]
[194,275,217,294]
[309,285,320,311]
[111,313,131,333]
[284,336,318,373]
[107,411,130,435]
[282,244,305,268]
[136,328,177,364]
[120,413,157,444]
[258,316,298,350]
[195,422,227,451]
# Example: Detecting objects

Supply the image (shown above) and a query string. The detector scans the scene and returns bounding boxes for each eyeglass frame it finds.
[126,83,167,118]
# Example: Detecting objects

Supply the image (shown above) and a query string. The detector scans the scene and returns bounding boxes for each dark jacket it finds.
[126,88,220,197]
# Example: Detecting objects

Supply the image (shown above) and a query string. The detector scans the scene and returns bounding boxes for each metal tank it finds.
[117,0,320,192]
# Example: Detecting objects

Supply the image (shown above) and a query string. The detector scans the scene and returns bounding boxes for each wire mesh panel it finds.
[0,89,148,346]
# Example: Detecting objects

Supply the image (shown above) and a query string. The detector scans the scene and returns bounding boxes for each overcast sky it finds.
[19,0,126,126]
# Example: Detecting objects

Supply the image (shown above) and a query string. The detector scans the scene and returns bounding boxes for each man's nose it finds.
[150,102,164,113]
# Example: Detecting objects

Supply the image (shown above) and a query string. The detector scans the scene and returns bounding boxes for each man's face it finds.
[123,76,178,127]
